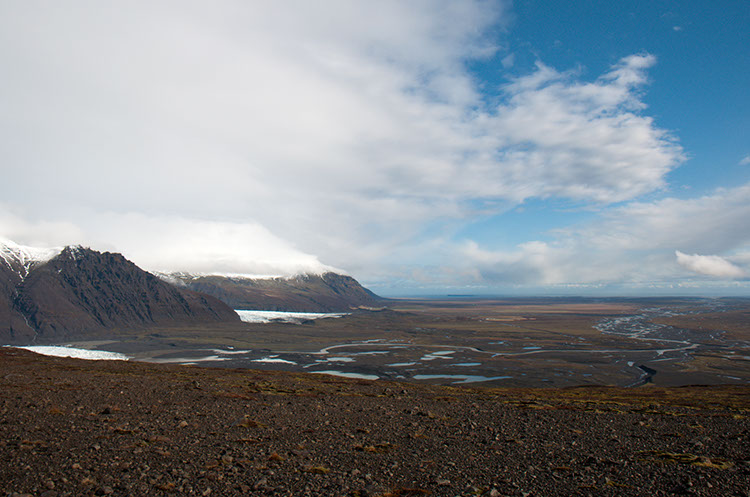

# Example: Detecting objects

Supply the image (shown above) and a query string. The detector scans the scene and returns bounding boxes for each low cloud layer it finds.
[447,182,750,292]
[0,207,333,277]
[675,251,747,279]
[96,215,339,277]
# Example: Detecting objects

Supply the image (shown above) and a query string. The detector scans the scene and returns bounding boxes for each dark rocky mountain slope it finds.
[1,245,239,344]
[163,271,383,312]
[0,258,34,341]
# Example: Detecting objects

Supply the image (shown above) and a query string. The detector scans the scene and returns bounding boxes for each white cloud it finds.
[739,155,750,166]
[582,183,750,254]
[0,2,683,278]
[0,207,333,277]
[102,215,338,276]
[0,205,83,248]
[675,251,746,279]
[501,53,515,68]
[453,182,750,290]
[480,54,683,203]
[461,240,562,285]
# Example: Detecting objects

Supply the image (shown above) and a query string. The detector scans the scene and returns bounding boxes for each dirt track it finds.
[1,348,748,496]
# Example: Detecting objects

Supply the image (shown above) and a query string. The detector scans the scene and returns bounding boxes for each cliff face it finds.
[1,245,239,344]
[0,262,35,342]
[167,271,383,313]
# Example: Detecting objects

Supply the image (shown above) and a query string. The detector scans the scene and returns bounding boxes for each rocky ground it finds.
[1,348,749,497]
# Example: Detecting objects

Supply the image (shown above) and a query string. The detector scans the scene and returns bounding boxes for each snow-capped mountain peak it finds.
[0,238,62,278]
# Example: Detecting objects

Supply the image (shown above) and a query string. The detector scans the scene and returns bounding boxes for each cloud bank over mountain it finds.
[1,1,748,293]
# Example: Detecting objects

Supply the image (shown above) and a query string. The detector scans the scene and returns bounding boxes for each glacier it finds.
[11,345,130,361]
[235,310,348,324]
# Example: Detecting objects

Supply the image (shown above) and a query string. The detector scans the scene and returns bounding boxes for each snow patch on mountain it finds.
[154,269,348,284]
[154,271,284,283]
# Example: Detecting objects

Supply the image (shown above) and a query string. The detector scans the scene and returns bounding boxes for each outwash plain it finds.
[83,297,750,388]
[2,297,749,496]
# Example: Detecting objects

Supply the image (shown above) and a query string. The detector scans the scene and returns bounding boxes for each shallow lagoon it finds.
[412,374,512,384]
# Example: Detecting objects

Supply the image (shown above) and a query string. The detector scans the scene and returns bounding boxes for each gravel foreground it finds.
[1,348,748,497]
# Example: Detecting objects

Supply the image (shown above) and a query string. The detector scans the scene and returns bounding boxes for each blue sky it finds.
[498,1,749,194]
[440,0,750,295]
[0,1,749,296]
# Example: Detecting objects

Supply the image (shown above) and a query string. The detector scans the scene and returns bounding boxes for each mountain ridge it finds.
[159,271,384,312]
[0,241,240,344]
[1,239,384,343]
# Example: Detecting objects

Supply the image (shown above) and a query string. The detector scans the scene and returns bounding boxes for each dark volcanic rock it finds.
[2,246,239,344]
[169,271,383,312]
[1,348,749,497]
[0,261,36,342]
